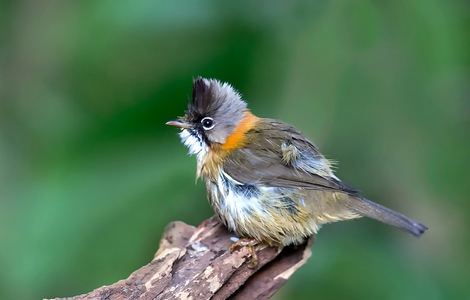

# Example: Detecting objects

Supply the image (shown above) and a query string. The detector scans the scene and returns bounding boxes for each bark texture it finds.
[50,217,313,300]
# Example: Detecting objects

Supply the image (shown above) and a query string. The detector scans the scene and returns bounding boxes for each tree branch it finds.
[50,217,313,300]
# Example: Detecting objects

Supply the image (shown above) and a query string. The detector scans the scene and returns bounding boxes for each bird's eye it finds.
[201,117,215,130]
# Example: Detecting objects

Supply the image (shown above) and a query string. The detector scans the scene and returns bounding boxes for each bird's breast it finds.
[206,170,263,229]
[197,149,223,180]
[204,170,315,245]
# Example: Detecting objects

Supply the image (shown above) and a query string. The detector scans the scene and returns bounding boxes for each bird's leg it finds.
[229,237,260,268]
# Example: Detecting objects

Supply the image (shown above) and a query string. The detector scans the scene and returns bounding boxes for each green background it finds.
[0,1,468,299]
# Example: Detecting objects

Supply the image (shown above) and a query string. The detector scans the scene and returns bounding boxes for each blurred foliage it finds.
[0,0,468,299]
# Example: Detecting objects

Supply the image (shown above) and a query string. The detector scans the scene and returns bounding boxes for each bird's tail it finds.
[344,197,428,237]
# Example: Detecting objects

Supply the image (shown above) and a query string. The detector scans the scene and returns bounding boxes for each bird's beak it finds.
[165,119,191,129]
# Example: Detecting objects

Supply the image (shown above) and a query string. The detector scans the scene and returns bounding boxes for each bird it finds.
[167,77,427,264]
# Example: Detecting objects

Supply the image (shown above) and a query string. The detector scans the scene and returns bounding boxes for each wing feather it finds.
[222,119,358,195]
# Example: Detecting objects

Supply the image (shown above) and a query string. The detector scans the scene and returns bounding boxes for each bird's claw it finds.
[229,238,259,268]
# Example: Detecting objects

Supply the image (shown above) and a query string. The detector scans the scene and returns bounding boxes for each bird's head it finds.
[167,77,252,157]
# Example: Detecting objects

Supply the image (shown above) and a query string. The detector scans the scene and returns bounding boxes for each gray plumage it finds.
[187,77,247,144]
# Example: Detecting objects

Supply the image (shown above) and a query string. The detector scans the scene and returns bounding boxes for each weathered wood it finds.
[50,217,313,300]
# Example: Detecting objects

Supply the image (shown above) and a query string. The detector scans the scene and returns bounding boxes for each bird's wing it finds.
[222,119,358,194]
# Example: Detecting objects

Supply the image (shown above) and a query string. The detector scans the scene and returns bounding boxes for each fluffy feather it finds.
[171,78,428,246]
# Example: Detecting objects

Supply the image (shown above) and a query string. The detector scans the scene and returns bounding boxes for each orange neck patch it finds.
[220,111,258,152]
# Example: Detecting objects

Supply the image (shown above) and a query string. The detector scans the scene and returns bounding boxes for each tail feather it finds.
[344,197,428,237]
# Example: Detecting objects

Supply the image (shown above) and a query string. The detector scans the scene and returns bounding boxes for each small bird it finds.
[167,77,427,263]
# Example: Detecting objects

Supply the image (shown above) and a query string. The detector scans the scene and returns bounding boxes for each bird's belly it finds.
[206,172,318,246]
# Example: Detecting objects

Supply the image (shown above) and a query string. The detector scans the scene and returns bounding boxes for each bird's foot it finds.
[229,237,260,268]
